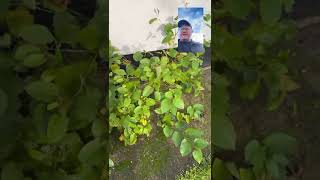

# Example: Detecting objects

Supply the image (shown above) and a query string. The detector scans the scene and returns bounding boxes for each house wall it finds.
[109,0,211,55]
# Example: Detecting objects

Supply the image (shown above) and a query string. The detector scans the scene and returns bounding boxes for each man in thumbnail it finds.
[177,19,204,53]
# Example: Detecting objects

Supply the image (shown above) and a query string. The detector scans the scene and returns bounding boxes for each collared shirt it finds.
[178,39,205,53]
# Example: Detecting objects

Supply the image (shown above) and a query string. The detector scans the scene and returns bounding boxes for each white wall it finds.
[109,0,211,55]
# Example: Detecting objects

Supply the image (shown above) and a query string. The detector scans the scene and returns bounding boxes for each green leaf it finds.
[163,126,174,137]
[187,106,194,116]
[146,98,156,106]
[162,35,172,44]
[27,148,46,161]
[212,158,233,180]
[25,80,59,102]
[69,88,101,130]
[164,23,175,33]
[133,52,143,61]
[164,91,173,99]
[76,24,100,50]
[78,139,105,166]
[193,104,204,112]
[272,154,289,167]
[184,128,203,139]
[212,117,236,150]
[260,0,282,24]
[245,140,266,175]
[225,162,240,179]
[222,0,251,19]
[23,54,46,68]
[194,138,209,149]
[109,158,114,168]
[53,12,80,43]
[180,139,192,156]
[161,56,169,65]
[149,18,158,24]
[47,114,69,143]
[20,24,55,44]
[123,98,131,107]
[1,162,23,180]
[15,44,41,61]
[92,119,106,137]
[171,131,183,147]
[239,168,254,180]
[192,149,203,164]
[155,91,161,101]
[263,132,297,155]
[23,0,36,9]
[142,85,154,97]
[173,96,184,109]
[267,92,285,111]
[266,159,280,178]
[6,9,34,35]
[54,61,97,97]
[168,48,178,58]
[160,99,171,113]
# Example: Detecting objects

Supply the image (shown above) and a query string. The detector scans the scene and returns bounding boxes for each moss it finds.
[115,160,133,172]
[135,132,170,180]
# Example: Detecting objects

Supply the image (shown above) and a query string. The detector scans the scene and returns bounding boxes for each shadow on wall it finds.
[121,43,154,55]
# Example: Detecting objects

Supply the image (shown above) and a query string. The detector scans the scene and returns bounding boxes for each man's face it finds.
[179,25,192,41]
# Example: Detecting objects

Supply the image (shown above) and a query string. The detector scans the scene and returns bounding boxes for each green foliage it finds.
[109,42,209,163]
[109,11,210,164]
[20,24,55,44]
[0,0,107,179]
[149,15,178,47]
[214,0,298,111]
[213,0,299,179]
[244,133,297,180]
[212,158,233,180]
[212,73,236,150]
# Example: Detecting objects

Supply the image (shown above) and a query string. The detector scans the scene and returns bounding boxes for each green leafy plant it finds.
[244,133,297,180]
[211,133,297,180]
[0,0,108,179]
[108,12,211,164]
[211,0,299,179]
[214,0,298,112]
[109,43,209,163]
[212,0,298,153]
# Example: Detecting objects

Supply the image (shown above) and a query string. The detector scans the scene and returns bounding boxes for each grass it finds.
[176,155,211,180]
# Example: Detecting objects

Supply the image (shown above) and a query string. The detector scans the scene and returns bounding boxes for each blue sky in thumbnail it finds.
[178,7,203,33]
